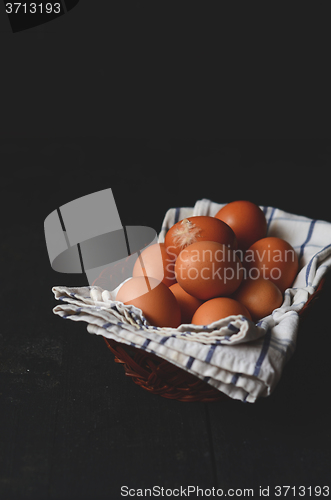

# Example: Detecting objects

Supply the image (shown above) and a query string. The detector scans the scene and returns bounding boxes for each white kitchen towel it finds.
[52,199,331,403]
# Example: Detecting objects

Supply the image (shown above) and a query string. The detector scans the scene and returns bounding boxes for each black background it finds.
[1,3,331,499]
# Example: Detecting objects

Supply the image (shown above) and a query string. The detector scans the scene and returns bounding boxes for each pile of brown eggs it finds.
[116,201,299,328]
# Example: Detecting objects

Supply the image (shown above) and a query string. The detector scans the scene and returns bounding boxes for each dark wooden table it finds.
[2,3,331,496]
[1,136,331,500]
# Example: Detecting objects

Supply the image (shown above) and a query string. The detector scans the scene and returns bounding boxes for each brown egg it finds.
[215,200,267,251]
[132,243,176,287]
[244,237,299,293]
[165,215,237,258]
[169,283,204,324]
[192,297,251,325]
[232,277,283,322]
[116,276,181,328]
[175,241,244,300]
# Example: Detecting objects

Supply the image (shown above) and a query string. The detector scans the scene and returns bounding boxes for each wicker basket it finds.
[103,338,228,402]
[95,269,326,402]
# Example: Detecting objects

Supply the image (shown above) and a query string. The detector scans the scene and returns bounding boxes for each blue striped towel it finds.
[52,199,331,403]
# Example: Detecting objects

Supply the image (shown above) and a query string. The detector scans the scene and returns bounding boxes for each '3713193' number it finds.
[5,3,61,14]
[275,485,329,496]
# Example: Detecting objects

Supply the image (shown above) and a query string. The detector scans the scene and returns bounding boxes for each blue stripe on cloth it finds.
[186,356,195,369]
[160,334,176,345]
[253,328,272,377]
[63,308,82,319]
[227,323,240,333]
[231,373,240,385]
[102,322,113,329]
[270,217,327,224]
[141,339,151,350]
[243,392,249,403]
[205,343,218,364]
[174,207,181,224]
[299,219,316,261]
[293,243,323,249]
[305,243,331,286]
[266,207,276,233]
